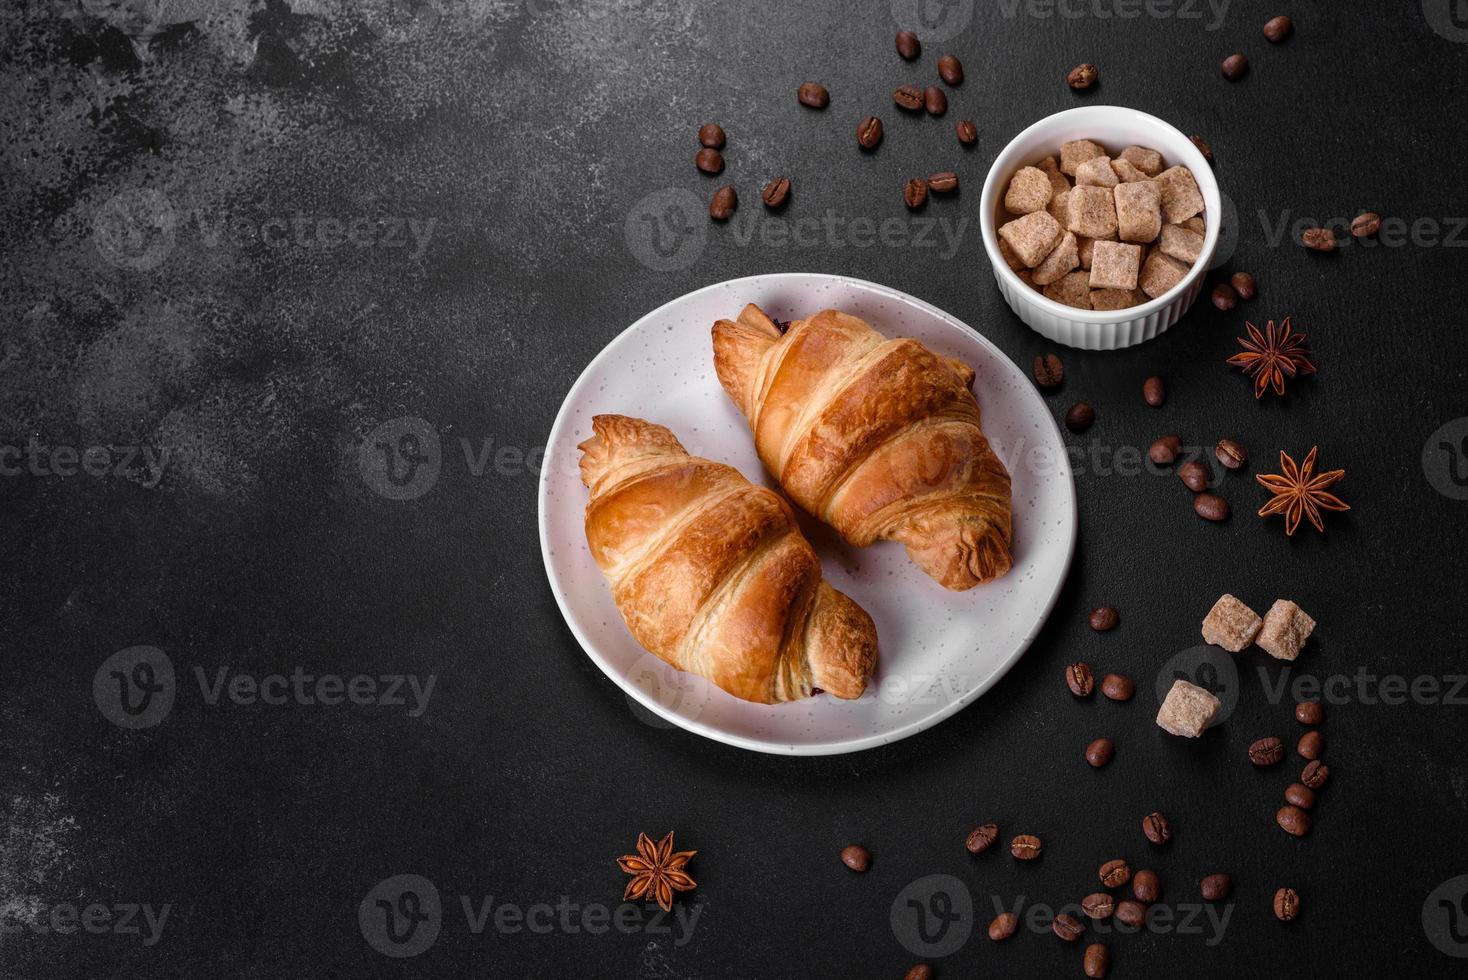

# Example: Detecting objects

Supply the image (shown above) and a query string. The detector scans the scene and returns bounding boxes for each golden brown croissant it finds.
[712,305,1013,591]
[578,414,877,704]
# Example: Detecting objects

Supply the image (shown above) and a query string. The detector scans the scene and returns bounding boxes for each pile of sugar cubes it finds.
[996,139,1207,311]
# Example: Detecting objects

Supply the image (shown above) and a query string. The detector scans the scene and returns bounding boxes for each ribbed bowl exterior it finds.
[992,267,1205,351]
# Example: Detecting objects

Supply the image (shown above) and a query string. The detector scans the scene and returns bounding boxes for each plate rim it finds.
[537,272,1078,756]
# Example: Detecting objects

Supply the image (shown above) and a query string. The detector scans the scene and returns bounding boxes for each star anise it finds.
[1257,447,1349,535]
[1227,317,1316,398]
[617,832,696,912]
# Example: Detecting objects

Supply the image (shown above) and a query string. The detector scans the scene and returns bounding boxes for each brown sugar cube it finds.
[1110,158,1149,183]
[1257,599,1317,662]
[1156,679,1222,738]
[1060,139,1107,176]
[1088,240,1142,290]
[1032,231,1079,286]
[1158,223,1205,265]
[1181,216,1206,235]
[1076,235,1101,269]
[1047,188,1071,225]
[1076,155,1120,188]
[1201,594,1262,652]
[999,210,1063,268]
[1119,145,1164,176]
[1005,166,1054,214]
[1139,250,1189,298]
[1016,268,1036,288]
[1154,165,1205,223]
[1065,185,1118,239]
[1042,270,1093,309]
[1036,155,1072,196]
[997,236,1027,272]
[1089,287,1142,311]
[1114,180,1162,243]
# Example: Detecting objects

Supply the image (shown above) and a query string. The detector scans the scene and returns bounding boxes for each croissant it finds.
[578,414,877,704]
[712,305,1013,591]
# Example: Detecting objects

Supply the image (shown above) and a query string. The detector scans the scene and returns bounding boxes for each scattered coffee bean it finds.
[938,54,964,85]
[797,82,829,109]
[1302,227,1337,251]
[1297,730,1324,760]
[1179,460,1210,492]
[895,29,921,60]
[1273,887,1301,921]
[1149,435,1182,466]
[857,116,884,150]
[698,123,726,149]
[1276,804,1311,837]
[841,844,871,872]
[966,822,999,854]
[761,177,791,210]
[1142,811,1172,844]
[989,912,1018,941]
[696,148,725,174]
[1221,53,1249,80]
[1352,211,1382,238]
[1194,493,1230,522]
[1190,134,1214,162]
[1284,782,1316,810]
[1081,893,1115,919]
[1200,873,1233,901]
[904,966,933,980]
[1067,63,1098,90]
[709,186,737,221]
[1099,859,1131,888]
[1086,738,1114,768]
[1143,375,1166,407]
[928,171,959,194]
[1065,403,1095,434]
[1295,700,1324,725]
[1264,15,1294,42]
[1084,943,1111,978]
[1066,662,1095,698]
[1215,438,1247,470]
[1131,870,1160,903]
[1101,674,1135,701]
[924,85,947,116]
[1011,834,1043,860]
[1301,759,1329,789]
[893,85,924,111]
[1088,605,1119,631]
[1033,353,1065,390]
[1230,271,1257,299]
[903,178,929,210]
[1211,282,1239,311]
[1053,912,1084,942]
[956,119,978,145]
[1249,736,1284,767]
[1114,899,1147,927]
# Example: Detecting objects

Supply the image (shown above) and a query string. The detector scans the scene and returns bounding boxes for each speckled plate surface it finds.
[538,274,1076,755]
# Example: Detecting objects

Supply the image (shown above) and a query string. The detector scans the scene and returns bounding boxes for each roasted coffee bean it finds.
[1053,912,1084,942]
[1086,738,1114,768]
[903,178,929,210]
[1215,438,1247,470]
[1297,730,1324,760]
[1114,899,1147,927]
[928,171,959,194]
[1081,893,1115,919]
[1249,736,1284,766]
[1295,700,1324,725]
[857,115,884,150]
[1033,353,1064,389]
[1143,375,1166,407]
[938,54,964,85]
[1301,760,1329,789]
[1179,460,1210,492]
[1131,870,1160,903]
[1066,662,1095,698]
[1194,493,1230,522]
[1352,211,1382,238]
[1276,804,1311,837]
[1230,271,1257,299]
[1284,782,1316,810]
[1099,859,1131,888]
[1011,834,1043,860]
[1200,874,1232,901]
[1264,15,1294,42]
[760,177,791,210]
[893,85,924,111]
[797,82,830,108]
[841,844,871,872]
[1084,943,1111,978]
[1102,674,1135,701]
[698,123,726,149]
[989,912,1018,941]
[1211,282,1239,311]
[895,29,921,60]
[696,147,725,174]
[1273,887,1301,921]
[1067,63,1098,90]
[1088,605,1119,631]
[1302,227,1336,251]
[1142,811,1172,844]
[956,119,978,145]
[1190,134,1214,162]
[966,822,999,854]
[1149,435,1182,466]
[904,966,933,980]
[1065,403,1095,434]
[709,186,737,221]
[924,85,948,116]
[1221,53,1249,80]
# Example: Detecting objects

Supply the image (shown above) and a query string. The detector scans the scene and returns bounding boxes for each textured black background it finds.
[4,1,1468,977]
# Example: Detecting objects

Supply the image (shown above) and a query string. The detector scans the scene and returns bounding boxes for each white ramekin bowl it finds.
[979,105,1222,351]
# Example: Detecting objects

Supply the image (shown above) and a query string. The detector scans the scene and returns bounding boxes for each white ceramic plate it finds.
[538,273,1076,755]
